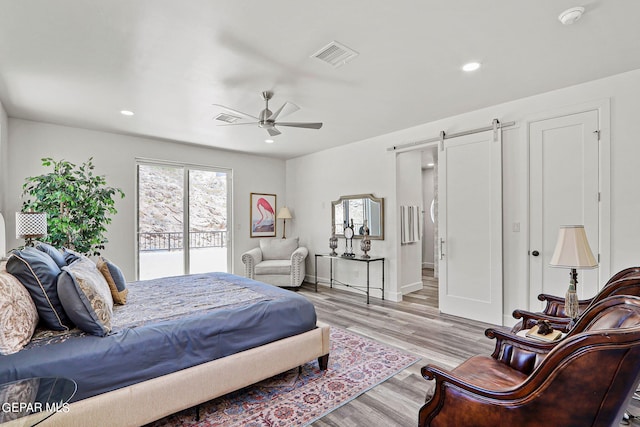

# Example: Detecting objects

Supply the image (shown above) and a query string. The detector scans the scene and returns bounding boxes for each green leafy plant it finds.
[21,158,125,255]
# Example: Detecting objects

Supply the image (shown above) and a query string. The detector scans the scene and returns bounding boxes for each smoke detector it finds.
[558,7,585,25]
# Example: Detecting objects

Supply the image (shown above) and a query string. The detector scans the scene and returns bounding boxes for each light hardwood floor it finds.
[298,269,497,427]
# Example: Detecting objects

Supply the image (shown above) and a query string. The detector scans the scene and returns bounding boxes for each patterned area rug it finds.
[148,327,420,427]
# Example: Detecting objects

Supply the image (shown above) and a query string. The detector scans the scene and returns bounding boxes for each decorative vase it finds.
[329,227,338,256]
[360,221,371,259]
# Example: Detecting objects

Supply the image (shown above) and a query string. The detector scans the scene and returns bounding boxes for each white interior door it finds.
[438,129,503,325]
[529,110,599,307]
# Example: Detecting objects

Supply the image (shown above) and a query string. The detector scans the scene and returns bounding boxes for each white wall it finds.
[0,99,8,214]
[396,151,423,295]
[6,119,286,279]
[422,168,435,268]
[0,100,8,254]
[285,138,397,300]
[287,68,640,322]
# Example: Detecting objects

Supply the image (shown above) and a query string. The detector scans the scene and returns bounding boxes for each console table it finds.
[314,254,385,304]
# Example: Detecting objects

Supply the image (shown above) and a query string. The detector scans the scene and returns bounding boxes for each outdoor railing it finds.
[139,231,227,251]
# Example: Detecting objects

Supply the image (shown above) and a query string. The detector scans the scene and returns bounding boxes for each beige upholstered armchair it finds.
[241,237,308,288]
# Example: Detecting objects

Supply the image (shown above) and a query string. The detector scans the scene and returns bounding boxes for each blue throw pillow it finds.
[57,257,113,336]
[6,247,72,331]
[61,248,82,265]
[35,242,66,268]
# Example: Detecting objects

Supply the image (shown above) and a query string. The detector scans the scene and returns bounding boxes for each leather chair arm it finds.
[511,310,572,333]
[537,293,592,317]
[421,364,506,399]
[537,293,566,304]
[485,328,557,357]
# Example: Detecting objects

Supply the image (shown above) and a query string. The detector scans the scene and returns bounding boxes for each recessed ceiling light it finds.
[558,7,585,25]
[120,110,134,116]
[265,139,274,144]
[462,62,481,72]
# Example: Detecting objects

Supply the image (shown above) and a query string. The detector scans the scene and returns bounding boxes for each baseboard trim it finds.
[401,281,423,295]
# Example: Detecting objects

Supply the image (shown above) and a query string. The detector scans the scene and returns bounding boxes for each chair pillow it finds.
[34,242,66,268]
[255,259,292,275]
[0,270,39,355]
[96,257,128,305]
[58,256,113,336]
[260,237,299,260]
[6,247,71,331]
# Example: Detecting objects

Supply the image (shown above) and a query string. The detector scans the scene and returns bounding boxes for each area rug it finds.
[148,327,420,427]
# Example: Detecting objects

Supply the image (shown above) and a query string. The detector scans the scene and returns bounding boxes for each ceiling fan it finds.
[213,91,323,137]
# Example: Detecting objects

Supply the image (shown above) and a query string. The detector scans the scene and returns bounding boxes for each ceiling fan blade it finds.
[268,102,300,121]
[212,104,259,121]
[267,127,282,137]
[276,122,323,129]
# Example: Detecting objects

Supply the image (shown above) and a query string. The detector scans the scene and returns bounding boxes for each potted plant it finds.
[21,157,125,255]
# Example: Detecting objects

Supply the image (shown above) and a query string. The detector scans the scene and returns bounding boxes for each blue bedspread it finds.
[0,273,317,401]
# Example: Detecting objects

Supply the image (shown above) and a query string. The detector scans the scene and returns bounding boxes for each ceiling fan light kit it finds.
[213,91,323,137]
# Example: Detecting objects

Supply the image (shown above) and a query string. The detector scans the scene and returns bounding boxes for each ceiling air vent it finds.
[311,41,359,68]
[215,112,242,124]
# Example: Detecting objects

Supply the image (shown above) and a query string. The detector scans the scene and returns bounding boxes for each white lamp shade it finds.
[16,212,47,239]
[276,207,292,220]
[549,225,597,269]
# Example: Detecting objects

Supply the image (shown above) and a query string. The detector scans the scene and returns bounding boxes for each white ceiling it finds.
[1,1,639,159]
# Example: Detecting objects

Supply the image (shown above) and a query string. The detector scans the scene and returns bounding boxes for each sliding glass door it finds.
[137,161,231,280]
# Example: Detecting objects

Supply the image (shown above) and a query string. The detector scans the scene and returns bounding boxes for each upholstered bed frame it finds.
[10,322,330,427]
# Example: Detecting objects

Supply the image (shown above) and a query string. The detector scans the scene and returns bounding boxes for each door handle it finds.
[531,250,540,257]
[440,239,445,260]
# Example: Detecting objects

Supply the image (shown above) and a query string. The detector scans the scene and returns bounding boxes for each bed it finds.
[0,264,330,427]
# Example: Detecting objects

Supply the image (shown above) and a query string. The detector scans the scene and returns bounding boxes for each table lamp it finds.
[276,207,292,239]
[15,212,48,246]
[549,225,598,321]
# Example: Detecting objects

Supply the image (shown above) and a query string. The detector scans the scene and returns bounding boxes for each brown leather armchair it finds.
[512,266,640,333]
[419,295,640,427]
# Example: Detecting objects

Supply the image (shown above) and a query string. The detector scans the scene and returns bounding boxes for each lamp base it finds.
[564,268,580,323]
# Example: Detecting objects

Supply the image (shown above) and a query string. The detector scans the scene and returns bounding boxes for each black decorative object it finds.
[342,219,355,258]
[537,320,553,335]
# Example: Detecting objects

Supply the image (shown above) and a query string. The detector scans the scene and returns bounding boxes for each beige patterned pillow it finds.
[0,270,39,355]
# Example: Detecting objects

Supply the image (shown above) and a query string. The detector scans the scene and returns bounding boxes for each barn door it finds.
[438,129,503,325]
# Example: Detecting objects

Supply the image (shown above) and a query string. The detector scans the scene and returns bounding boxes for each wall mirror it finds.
[332,194,384,240]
